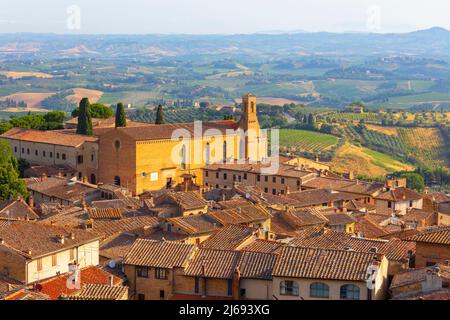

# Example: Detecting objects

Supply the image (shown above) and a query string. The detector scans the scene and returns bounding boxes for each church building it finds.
[96,94,267,195]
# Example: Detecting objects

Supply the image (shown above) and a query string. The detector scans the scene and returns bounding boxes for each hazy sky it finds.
[0,0,449,34]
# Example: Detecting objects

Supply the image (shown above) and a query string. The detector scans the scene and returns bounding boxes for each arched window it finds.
[310,282,329,298]
[251,101,255,113]
[90,174,96,185]
[205,143,210,165]
[114,176,121,186]
[223,141,227,163]
[181,145,186,170]
[340,284,360,300]
[280,280,299,296]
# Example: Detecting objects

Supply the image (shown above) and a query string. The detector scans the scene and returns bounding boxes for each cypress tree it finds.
[76,98,93,135]
[115,102,127,128]
[155,104,165,124]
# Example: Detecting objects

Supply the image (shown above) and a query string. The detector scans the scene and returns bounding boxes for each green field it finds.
[279,129,339,153]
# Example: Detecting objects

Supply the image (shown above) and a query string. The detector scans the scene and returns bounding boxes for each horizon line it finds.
[0,26,448,37]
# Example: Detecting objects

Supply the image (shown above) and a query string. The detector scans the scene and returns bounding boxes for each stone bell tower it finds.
[238,94,264,161]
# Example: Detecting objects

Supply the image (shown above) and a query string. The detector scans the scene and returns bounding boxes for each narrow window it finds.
[155,268,167,280]
[227,279,233,296]
[37,258,43,272]
[194,277,200,294]
[223,141,227,163]
[137,266,149,278]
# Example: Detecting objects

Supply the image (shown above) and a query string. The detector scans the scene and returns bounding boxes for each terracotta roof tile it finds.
[62,284,128,300]
[242,239,285,254]
[1,127,97,147]
[0,199,39,220]
[201,224,257,251]
[238,251,277,280]
[273,246,381,281]
[289,229,415,262]
[123,239,195,268]
[87,207,124,220]
[376,187,423,202]
[37,266,122,300]
[0,221,100,259]
[167,214,221,235]
[209,204,270,225]
[184,248,241,279]
[284,189,360,208]
[406,227,450,245]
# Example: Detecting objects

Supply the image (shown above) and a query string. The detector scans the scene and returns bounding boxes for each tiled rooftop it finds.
[0,221,100,259]
[273,246,382,281]
[201,224,257,251]
[1,127,98,147]
[123,239,195,268]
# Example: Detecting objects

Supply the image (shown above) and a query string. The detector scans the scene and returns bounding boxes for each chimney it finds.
[108,275,114,286]
[57,235,65,244]
[69,232,75,240]
[7,283,13,292]
[82,176,88,184]
[28,195,34,208]
[285,186,290,195]
[40,173,47,182]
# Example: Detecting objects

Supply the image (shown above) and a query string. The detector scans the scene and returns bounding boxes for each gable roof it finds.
[242,239,285,254]
[0,221,100,259]
[61,284,128,300]
[87,207,124,220]
[123,239,195,268]
[167,214,221,236]
[0,199,39,220]
[184,248,241,279]
[201,224,256,251]
[302,177,384,196]
[424,192,450,204]
[237,251,277,280]
[273,246,381,281]
[376,187,423,202]
[1,127,97,147]
[209,204,270,225]
[284,189,360,208]
[406,227,450,245]
[289,229,415,262]
[26,177,98,203]
[162,191,208,211]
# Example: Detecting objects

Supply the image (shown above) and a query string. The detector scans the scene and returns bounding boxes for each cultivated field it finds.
[65,88,104,104]
[279,129,338,153]
[397,127,449,168]
[0,92,55,108]
[0,71,53,79]
[330,143,415,177]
